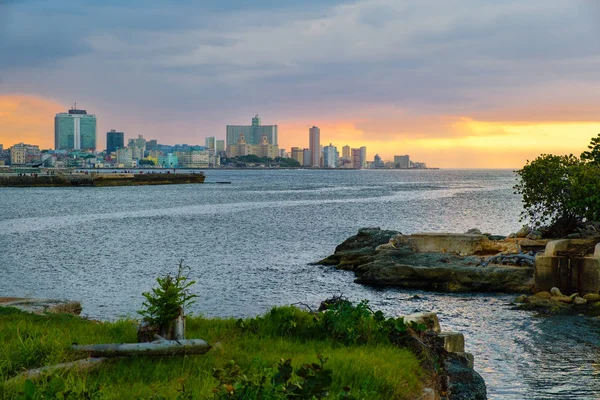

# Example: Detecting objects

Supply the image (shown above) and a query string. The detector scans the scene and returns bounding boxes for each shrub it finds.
[514,134,600,235]
[138,260,197,335]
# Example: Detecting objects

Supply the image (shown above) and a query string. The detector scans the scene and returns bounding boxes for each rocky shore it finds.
[316,228,537,293]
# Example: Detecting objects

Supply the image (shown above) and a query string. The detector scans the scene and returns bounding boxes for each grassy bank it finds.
[0,304,426,399]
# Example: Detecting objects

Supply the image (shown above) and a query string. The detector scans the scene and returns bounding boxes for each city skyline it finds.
[2,1,600,167]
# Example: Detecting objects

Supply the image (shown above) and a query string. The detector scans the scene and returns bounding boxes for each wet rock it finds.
[583,293,600,302]
[316,228,535,293]
[435,332,465,353]
[419,388,440,400]
[534,291,552,299]
[404,312,441,333]
[555,295,573,304]
[550,287,563,297]
[446,352,487,400]
[515,295,528,303]
[508,233,517,239]
[574,297,587,306]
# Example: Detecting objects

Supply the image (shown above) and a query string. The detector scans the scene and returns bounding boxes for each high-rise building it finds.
[303,148,311,167]
[394,155,410,169]
[323,143,338,168]
[146,140,158,152]
[360,146,367,168]
[205,137,215,150]
[128,135,147,152]
[226,115,278,149]
[291,147,304,165]
[342,145,351,159]
[216,140,225,152]
[106,130,124,153]
[54,107,97,151]
[351,148,362,169]
[309,126,320,167]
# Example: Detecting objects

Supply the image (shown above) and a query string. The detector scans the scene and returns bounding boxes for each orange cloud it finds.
[279,117,600,168]
[0,95,63,149]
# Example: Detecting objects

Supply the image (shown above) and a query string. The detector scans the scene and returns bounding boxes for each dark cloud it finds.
[2,0,600,141]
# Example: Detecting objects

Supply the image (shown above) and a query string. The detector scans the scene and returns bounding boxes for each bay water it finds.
[1,169,599,399]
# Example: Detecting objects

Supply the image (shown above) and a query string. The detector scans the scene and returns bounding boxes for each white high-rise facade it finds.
[309,126,320,167]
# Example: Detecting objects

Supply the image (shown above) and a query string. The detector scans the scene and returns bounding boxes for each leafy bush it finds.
[139,260,197,334]
[236,299,416,347]
[213,355,351,400]
[514,134,600,235]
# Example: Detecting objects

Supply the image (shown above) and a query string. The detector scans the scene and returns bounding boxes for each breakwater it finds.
[0,172,205,187]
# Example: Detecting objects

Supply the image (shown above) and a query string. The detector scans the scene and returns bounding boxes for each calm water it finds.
[1,169,599,399]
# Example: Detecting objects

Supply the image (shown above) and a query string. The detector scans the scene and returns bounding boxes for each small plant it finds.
[139,260,198,336]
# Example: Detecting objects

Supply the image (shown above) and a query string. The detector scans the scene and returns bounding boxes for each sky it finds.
[1,0,600,167]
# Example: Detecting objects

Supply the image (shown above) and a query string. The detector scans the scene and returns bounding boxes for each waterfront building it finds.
[205,137,215,150]
[372,154,385,169]
[116,147,134,167]
[360,147,367,168]
[279,149,288,158]
[128,135,147,152]
[54,107,97,151]
[303,148,311,167]
[394,155,410,169]
[309,126,320,167]
[227,133,279,159]
[166,153,179,168]
[10,143,41,166]
[226,115,278,150]
[146,140,158,152]
[227,133,250,158]
[323,143,338,168]
[252,135,279,159]
[216,140,225,152]
[351,148,362,169]
[291,147,304,165]
[177,150,210,168]
[106,130,124,153]
[342,145,350,159]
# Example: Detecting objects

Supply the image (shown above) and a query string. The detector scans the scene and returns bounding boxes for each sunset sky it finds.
[1,0,600,167]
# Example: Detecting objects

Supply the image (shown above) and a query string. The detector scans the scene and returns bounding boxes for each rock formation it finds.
[317,228,535,293]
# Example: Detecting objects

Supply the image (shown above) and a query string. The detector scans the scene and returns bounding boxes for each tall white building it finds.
[309,126,320,167]
[360,146,367,168]
[323,143,338,168]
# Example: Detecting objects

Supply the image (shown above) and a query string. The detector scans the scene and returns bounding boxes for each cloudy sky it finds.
[1,0,600,167]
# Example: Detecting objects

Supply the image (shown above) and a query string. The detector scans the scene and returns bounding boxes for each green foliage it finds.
[139,159,156,166]
[515,134,600,234]
[581,133,600,165]
[138,260,198,331]
[237,300,411,347]
[212,355,334,400]
[16,375,104,400]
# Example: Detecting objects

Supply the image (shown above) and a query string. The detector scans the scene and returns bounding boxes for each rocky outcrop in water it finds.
[405,312,487,400]
[317,228,534,293]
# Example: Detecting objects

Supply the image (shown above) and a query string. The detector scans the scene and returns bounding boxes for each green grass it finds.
[0,306,426,399]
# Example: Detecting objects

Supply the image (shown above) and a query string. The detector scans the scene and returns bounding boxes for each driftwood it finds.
[482,253,536,267]
[8,358,106,383]
[72,337,210,357]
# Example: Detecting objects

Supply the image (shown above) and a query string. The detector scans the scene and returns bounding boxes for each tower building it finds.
[54,106,97,151]
[309,126,320,167]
